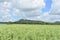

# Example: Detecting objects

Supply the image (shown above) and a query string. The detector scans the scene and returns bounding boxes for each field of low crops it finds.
[0,24,60,40]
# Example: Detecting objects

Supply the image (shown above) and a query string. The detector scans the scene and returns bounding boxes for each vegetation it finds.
[0,19,60,25]
[0,24,60,40]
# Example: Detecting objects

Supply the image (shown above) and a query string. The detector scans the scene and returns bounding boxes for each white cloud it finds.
[0,0,45,22]
[21,0,60,22]
[36,0,60,22]
[26,11,60,22]
[12,0,45,9]
[12,0,45,17]
[0,2,12,22]
[0,0,60,22]
[50,0,60,15]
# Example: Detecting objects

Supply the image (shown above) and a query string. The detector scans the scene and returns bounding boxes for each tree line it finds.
[0,19,60,25]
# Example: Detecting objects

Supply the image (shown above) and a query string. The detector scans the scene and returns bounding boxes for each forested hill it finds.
[15,19,45,24]
[0,19,60,25]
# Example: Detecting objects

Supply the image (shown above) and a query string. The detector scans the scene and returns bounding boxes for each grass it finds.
[0,24,60,40]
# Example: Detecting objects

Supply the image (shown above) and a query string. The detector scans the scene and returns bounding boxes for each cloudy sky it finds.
[0,0,60,22]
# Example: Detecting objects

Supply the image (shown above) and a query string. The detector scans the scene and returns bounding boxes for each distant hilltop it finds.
[0,19,60,25]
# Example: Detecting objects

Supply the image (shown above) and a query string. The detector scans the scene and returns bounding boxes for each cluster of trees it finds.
[0,19,60,25]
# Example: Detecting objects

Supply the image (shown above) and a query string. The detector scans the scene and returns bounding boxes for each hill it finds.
[0,19,60,25]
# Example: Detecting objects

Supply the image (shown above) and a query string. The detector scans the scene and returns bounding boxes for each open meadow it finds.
[0,24,60,40]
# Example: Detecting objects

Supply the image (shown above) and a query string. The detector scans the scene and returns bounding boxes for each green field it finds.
[0,24,60,40]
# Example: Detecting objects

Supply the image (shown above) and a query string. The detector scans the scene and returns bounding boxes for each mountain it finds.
[0,19,60,25]
[54,21,60,24]
[14,19,45,24]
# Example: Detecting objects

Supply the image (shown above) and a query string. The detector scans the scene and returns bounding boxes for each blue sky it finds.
[0,0,60,22]
[42,0,52,13]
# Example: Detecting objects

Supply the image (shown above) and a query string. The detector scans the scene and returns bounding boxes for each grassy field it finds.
[0,24,60,40]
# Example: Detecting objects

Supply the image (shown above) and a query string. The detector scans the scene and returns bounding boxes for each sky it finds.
[0,0,60,22]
